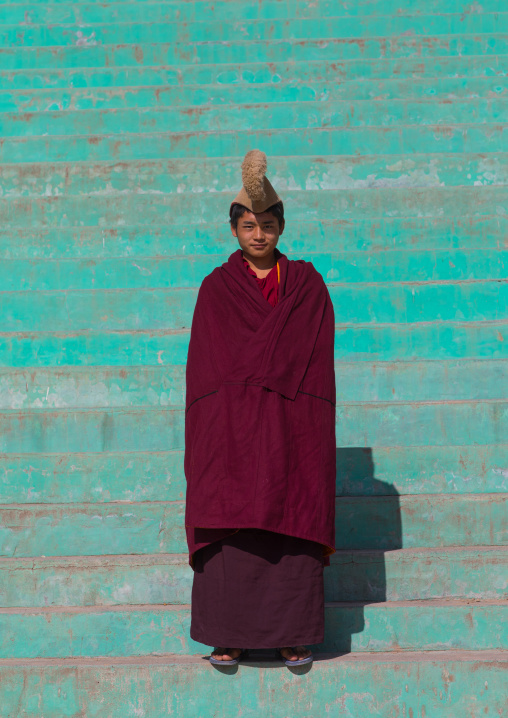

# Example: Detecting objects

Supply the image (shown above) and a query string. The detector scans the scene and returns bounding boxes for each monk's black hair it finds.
[229,201,284,230]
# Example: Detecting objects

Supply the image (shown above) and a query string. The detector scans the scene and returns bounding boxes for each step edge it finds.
[4,121,508,143]
[0,598,507,614]
[0,649,507,667]
[1,493,507,509]
[1,544,507,567]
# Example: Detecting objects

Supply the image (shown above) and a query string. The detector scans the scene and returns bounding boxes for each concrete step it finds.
[1,495,506,557]
[2,0,505,25]
[2,33,506,71]
[0,651,506,718]
[1,548,506,607]
[1,280,506,331]
[3,319,507,368]
[3,98,507,138]
[3,0,505,11]
[2,54,506,92]
[0,600,507,657]
[2,14,507,49]
[2,359,507,410]
[1,215,505,259]
[0,250,506,290]
[2,124,507,163]
[3,154,507,199]
[3,187,508,231]
[2,76,505,114]
[1,401,508,450]
[0,444,507,505]
[0,188,507,236]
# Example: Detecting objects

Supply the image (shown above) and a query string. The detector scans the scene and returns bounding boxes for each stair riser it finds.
[1,550,506,606]
[0,251,506,290]
[1,402,508,452]
[2,14,508,48]
[2,33,506,70]
[0,658,506,718]
[3,99,508,138]
[4,188,508,228]
[4,0,506,10]
[2,282,507,331]
[4,322,507,368]
[1,216,505,259]
[1,444,506,504]
[2,0,506,25]
[3,55,506,92]
[2,125,508,163]
[2,359,507,408]
[328,552,508,602]
[2,77,505,113]
[4,154,508,198]
[0,603,506,657]
[1,496,506,557]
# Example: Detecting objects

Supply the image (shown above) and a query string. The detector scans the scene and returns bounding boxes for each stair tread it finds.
[0,648,507,667]
[1,597,507,613]
[2,55,506,91]
[1,544,506,567]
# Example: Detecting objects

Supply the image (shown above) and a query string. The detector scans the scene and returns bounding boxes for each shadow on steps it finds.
[320,447,402,653]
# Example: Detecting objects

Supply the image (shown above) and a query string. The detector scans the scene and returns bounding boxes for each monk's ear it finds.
[278,219,285,236]
[230,223,238,238]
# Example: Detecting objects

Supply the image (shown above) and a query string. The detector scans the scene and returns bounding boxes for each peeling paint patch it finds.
[75,31,97,47]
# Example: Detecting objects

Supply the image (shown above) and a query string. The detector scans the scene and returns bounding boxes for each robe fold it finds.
[185,247,336,568]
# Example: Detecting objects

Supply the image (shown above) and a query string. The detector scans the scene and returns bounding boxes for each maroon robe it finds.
[184,247,336,568]
[242,254,280,307]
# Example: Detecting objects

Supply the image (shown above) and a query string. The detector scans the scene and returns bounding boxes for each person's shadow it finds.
[313,447,402,656]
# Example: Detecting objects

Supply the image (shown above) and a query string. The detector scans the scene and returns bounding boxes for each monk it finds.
[184,150,336,667]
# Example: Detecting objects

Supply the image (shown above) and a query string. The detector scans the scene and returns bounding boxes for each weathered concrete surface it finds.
[0,600,507,658]
[2,0,506,25]
[1,30,507,70]
[3,155,508,198]
[1,359,507,409]
[1,444,506,505]
[1,495,506,557]
[0,250,506,290]
[2,125,508,162]
[3,99,508,138]
[2,321,507,369]
[2,15,508,49]
[0,651,506,718]
[1,249,507,290]
[2,76,506,115]
[1,548,506,608]
[1,282,507,332]
[3,187,508,229]
[2,402,507,455]
[0,406,186,453]
[1,215,506,260]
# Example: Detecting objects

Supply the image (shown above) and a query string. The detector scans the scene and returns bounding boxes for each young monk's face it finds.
[231,210,284,261]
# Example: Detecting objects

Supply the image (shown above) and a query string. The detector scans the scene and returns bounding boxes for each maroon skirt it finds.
[190,528,325,649]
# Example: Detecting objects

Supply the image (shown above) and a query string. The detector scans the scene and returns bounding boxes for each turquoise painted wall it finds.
[0,1,507,715]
